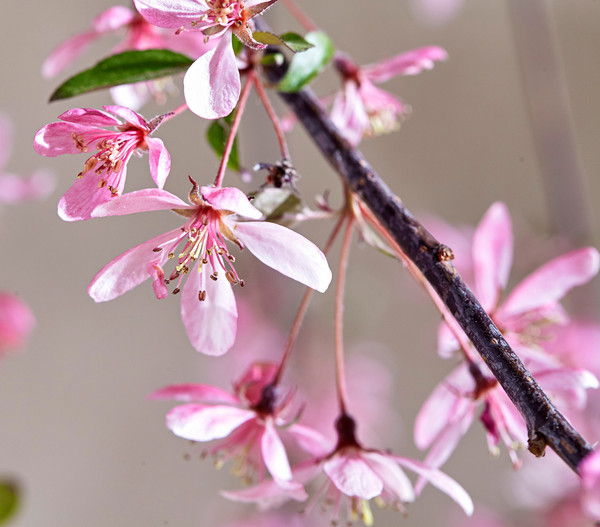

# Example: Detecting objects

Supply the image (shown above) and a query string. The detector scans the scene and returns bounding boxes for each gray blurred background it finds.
[1,1,599,526]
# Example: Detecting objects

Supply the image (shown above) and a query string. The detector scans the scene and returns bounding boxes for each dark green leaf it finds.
[0,481,19,525]
[50,49,194,102]
[277,32,334,92]
[206,118,240,172]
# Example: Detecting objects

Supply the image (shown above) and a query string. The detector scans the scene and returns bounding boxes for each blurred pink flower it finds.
[42,5,212,109]
[437,202,600,360]
[329,47,447,145]
[0,293,35,357]
[34,105,170,221]
[151,361,328,490]
[580,450,600,521]
[133,0,275,119]
[88,181,332,355]
[0,115,53,205]
[416,202,599,471]
[225,414,473,524]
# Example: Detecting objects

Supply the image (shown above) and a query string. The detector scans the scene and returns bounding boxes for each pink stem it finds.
[213,72,255,188]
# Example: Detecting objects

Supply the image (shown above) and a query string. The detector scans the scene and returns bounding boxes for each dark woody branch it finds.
[262,59,594,474]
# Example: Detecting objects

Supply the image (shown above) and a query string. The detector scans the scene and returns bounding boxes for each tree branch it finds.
[262,60,594,473]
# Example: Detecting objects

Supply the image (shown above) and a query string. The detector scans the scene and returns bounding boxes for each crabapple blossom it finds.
[133,0,277,119]
[435,202,600,360]
[0,115,53,205]
[42,5,213,109]
[0,293,35,358]
[34,105,170,221]
[151,361,329,490]
[88,180,332,355]
[329,47,448,145]
[225,413,473,525]
[415,203,599,471]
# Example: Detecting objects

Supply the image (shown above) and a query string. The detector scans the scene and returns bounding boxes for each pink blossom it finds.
[0,293,35,357]
[34,105,171,221]
[0,115,53,205]
[88,181,332,355]
[415,202,600,470]
[42,5,212,109]
[133,0,276,119]
[437,202,600,360]
[225,414,473,524]
[580,450,600,521]
[329,47,448,145]
[151,361,329,489]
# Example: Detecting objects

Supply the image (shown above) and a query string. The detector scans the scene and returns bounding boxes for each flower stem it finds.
[281,0,318,32]
[213,71,255,188]
[252,75,290,160]
[262,61,594,473]
[356,199,477,363]
[334,214,354,414]
[273,212,347,386]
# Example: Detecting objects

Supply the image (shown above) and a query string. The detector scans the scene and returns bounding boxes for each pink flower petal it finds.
[286,424,334,457]
[93,5,137,32]
[362,452,414,502]
[133,0,211,29]
[149,383,240,404]
[184,34,241,119]
[166,403,254,441]
[394,456,474,515]
[201,186,262,219]
[103,105,149,130]
[323,452,383,500]
[88,228,180,302]
[91,188,188,218]
[58,107,122,127]
[262,420,293,482]
[180,266,238,355]
[414,364,474,449]
[58,170,117,222]
[221,477,308,506]
[34,122,97,157]
[232,220,332,292]
[362,46,448,83]
[0,293,35,352]
[146,137,171,189]
[42,31,100,78]
[472,202,513,312]
[499,247,600,318]
[330,82,368,146]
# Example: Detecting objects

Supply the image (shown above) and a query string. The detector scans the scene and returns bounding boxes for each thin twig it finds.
[262,60,594,474]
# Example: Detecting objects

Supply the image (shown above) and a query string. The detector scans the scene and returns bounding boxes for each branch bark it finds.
[263,60,594,473]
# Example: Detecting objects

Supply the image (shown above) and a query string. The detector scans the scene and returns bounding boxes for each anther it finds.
[210,272,218,281]
[239,279,245,287]
[98,179,107,188]
[168,252,174,259]
[225,271,237,284]
[198,290,207,301]
[153,247,163,253]
[227,254,235,262]
[172,288,181,295]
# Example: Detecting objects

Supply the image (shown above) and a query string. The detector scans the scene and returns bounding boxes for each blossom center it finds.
[71,129,146,195]
[154,206,244,300]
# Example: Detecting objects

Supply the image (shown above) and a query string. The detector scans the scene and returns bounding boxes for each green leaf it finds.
[277,31,334,92]
[0,481,19,525]
[252,31,314,53]
[206,117,240,172]
[279,32,315,53]
[50,49,194,102]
